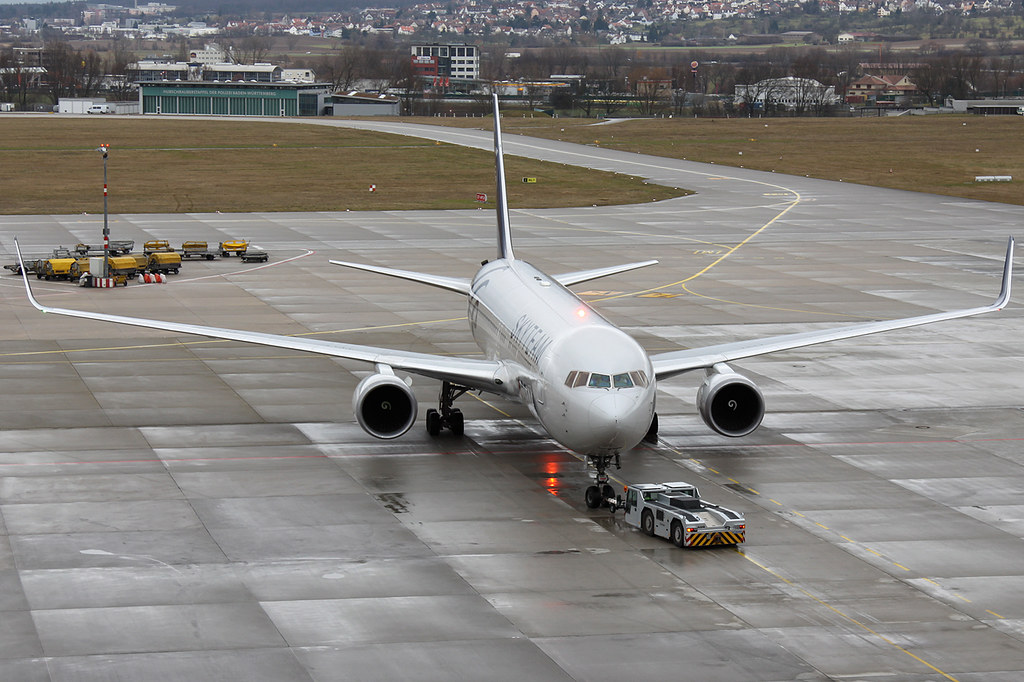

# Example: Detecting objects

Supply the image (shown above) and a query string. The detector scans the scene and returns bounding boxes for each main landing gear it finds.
[584,454,620,509]
[425,381,467,437]
[643,413,659,443]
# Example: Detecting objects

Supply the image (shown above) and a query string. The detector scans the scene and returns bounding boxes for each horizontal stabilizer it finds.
[554,259,659,288]
[330,259,471,296]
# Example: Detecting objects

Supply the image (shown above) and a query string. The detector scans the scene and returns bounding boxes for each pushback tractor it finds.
[610,482,746,548]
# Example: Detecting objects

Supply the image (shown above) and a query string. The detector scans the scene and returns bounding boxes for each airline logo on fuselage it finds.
[511,313,553,365]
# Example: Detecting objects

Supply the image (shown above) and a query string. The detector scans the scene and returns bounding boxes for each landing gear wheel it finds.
[671,521,685,547]
[641,509,655,536]
[643,413,659,443]
[448,408,464,436]
[426,382,469,437]
[584,454,621,509]
[425,408,442,436]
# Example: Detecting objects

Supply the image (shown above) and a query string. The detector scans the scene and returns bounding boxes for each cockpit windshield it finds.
[565,370,649,389]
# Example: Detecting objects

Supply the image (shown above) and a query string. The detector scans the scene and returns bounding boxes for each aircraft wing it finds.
[14,241,507,393]
[651,237,1014,381]
[554,259,659,288]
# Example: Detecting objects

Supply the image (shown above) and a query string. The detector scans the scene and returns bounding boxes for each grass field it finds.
[415,113,1024,206]
[2,114,1021,214]
[0,117,686,215]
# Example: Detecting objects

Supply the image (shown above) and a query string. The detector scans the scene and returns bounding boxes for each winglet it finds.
[492,94,514,261]
[995,235,1014,310]
[14,238,47,313]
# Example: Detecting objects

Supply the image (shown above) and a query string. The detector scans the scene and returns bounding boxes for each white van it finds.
[86,103,112,114]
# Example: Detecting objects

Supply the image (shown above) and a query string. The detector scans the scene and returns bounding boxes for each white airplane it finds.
[15,96,1014,509]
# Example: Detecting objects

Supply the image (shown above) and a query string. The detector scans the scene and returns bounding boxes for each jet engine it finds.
[353,373,417,439]
[696,364,765,438]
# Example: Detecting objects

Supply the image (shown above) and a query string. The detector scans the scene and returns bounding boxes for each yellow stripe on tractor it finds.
[686,531,745,547]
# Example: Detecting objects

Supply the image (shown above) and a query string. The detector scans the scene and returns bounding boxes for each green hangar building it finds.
[139,80,332,117]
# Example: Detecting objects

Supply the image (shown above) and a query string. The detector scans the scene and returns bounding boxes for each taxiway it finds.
[1,124,1023,680]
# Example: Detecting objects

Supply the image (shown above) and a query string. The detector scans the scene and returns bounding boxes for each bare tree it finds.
[42,40,78,103]
[316,46,360,91]
[521,82,545,109]
[479,47,511,84]
[106,35,136,100]
[228,34,273,64]
[362,47,408,93]
[912,56,948,105]
[78,49,104,97]
[733,60,784,115]
[0,48,31,108]
[700,61,737,96]
[990,54,1020,97]
[595,47,630,92]
[633,77,669,116]
[948,51,985,98]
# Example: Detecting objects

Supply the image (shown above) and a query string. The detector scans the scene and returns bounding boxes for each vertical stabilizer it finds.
[492,94,515,261]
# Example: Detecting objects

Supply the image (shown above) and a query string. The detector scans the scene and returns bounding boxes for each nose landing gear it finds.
[584,454,620,509]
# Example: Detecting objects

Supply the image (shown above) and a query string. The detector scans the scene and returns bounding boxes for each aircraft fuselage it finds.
[468,258,656,455]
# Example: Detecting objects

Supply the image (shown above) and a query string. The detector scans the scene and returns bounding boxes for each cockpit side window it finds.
[565,371,578,388]
[629,370,649,388]
[588,373,611,388]
[572,372,589,388]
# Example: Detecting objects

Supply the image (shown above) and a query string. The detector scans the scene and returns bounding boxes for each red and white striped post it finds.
[96,144,110,278]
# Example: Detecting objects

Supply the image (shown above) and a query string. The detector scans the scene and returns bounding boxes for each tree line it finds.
[2,35,1022,114]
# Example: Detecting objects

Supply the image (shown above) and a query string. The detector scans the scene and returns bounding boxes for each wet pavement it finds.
[0,127,1023,680]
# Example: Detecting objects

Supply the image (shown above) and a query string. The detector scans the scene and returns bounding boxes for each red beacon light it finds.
[575,306,588,319]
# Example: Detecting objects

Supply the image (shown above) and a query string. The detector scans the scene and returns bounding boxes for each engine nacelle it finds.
[696,365,765,438]
[353,373,417,439]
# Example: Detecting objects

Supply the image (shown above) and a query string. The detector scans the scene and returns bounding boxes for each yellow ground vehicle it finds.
[147,251,182,275]
[69,258,92,279]
[38,258,77,280]
[143,240,174,254]
[108,256,141,278]
[181,241,217,260]
[61,256,137,285]
[219,239,248,257]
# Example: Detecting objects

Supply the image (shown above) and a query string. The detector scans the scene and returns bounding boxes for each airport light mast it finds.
[96,144,109,279]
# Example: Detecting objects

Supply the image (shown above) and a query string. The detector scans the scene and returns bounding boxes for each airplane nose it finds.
[588,393,627,446]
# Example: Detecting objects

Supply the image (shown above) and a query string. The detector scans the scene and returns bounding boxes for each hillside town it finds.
[1,0,1023,116]
[1,0,1022,46]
